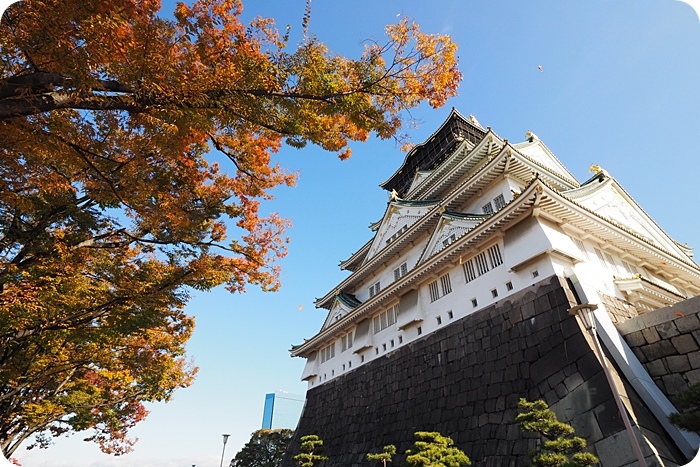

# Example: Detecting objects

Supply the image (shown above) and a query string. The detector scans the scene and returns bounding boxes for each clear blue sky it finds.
[12,1,700,466]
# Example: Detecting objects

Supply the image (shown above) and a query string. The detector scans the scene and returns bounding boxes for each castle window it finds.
[448,310,454,319]
[442,233,457,248]
[369,281,381,297]
[471,298,478,307]
[491,288,498,298]
[482,202,493,214]
[399,335,403,344]
[494,194,506,210]
[386,224,409,245]
[506,281,513,291]
[572,238,588,259]
[373,305,398,333]
[487,244,503,268]
[594,248,607,268]
[532,270,539,278]
[320,343,335,363]
[429,281,440,302]
[417,326,422,335]
[437,316,442,325]
[463,259,477,283]
[429,273,452,302]
[394,262,408,281]
[340,332,353,352]
[622,260,639,276]
[441,273,452,295]
[475,251,490,275]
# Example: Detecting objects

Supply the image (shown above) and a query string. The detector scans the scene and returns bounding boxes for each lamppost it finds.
[219,434,231,467]
[569,304,647,467]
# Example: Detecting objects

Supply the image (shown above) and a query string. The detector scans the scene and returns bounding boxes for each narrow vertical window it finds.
[463,259,477,283]
[493,194,506,210]
[487,244,503,268]
[440,273,452,295]
[429,280,440,302]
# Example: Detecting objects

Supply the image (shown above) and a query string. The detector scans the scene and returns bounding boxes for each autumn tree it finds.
[404,431,470,467]
[516,399,598,467]
[293,434,328,467]
[367,444,396,467]
[0,0,461,457]
[229,429,294,467]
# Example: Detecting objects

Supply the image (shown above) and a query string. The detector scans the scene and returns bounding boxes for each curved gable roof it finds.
[380,108,487,197]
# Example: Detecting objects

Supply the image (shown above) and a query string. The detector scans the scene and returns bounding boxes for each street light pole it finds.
[219,434,231,467]
[569,304,648,467]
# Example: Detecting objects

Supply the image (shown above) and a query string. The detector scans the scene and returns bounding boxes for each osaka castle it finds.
[285,109,700,467]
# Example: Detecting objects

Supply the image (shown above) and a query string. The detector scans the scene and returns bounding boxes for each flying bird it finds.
[538,65,543,72]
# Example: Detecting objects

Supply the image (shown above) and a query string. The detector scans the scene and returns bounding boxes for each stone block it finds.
[641,327,661,344]
[564,371,585,392]
[671,334,699,354]
[675,313,700,333]
[662,373,688,395]
[641,340,677,361]
[656,321,680,339]
[644,359,667,377]
[689,350,700,369]
[623,330,646,347]
[571,409,604,443]
[686,368,700,385]
[665,355,691,373]
[522,301,536,320]
[593,399,625,437]
[593,431,638,467]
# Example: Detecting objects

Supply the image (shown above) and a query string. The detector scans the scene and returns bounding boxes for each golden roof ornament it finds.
[525,130,539,142]
[389,189,400,202]
[589,164,603,175]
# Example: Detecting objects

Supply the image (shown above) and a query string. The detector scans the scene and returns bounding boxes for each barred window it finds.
[475,251,490,275]
[622,261,639,276]
[442,233,457,248]
[604,252,615,269]
[429,273,451,302]
[440,273,452,295]
[487,244,503,268]
[572,238,588,259]
[463,259,477,283]
[369,281,381,297]
[493,194,506,210]
[429,280,440,302]
[593,248,607,268]
[482,202,494,214]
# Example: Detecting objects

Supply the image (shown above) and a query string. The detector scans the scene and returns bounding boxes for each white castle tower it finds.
[286,109,700,466]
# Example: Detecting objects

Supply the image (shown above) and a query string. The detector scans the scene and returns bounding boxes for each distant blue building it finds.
[261,391,304,429]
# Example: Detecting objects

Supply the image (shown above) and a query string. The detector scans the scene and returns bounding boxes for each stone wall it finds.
[617,295,700,405]
[283,276,686,466]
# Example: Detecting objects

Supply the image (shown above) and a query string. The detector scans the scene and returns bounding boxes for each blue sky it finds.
[11,1,700,466]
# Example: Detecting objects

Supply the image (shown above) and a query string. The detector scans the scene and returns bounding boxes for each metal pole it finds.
[574,305,648,467]
[220,434,230,467]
